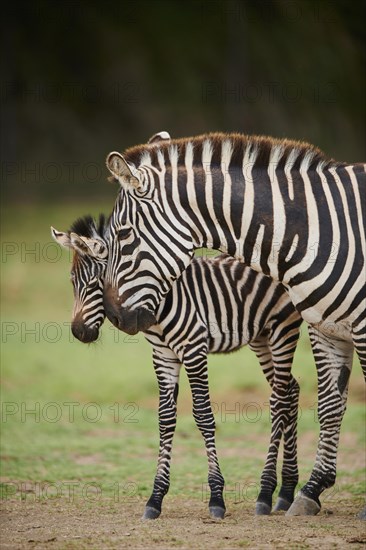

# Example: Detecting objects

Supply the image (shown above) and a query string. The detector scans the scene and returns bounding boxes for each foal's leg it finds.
[250,332,299,515]
[274,375,300,511]
[144,346,181,519]
[184,344,226,519]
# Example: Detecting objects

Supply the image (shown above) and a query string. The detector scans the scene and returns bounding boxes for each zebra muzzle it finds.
[71,320,99,343]
[106,305,156,335]
[103,285,156,335]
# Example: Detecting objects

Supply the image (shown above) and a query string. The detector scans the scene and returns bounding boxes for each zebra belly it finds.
[207,331,251,354]
[286,282,364,329]
[309,319,353,343]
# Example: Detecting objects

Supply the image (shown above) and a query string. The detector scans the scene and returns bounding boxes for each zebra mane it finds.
[123,132,337,171]
[69,214,107,239]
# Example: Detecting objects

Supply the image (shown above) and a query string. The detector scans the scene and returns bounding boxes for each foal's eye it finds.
[70,271,76,282]
[117,227,132,240]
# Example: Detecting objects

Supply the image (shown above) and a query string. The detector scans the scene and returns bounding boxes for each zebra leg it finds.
[352,323,366,520]
[143,348,181,520]
[287,326,353,516]
[271,316,301,512]
[250,334,299,515]
[184,350,226,519]
[250,339,277,514]
[274,375,300,511]
[352,321,366,382]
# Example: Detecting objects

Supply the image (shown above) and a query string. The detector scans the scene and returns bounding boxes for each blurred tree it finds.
[1,0,365,201]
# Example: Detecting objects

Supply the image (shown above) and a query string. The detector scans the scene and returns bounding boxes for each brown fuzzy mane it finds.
[122,132,337,170]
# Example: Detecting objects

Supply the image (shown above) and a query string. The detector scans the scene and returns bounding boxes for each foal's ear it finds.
[51,227,72,248]
[85,239,108,260]
[70,233,108,259]
[147,131,171,144]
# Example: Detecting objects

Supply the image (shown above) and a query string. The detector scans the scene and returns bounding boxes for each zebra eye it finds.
[70,271,76,281]
[117,227,132,240]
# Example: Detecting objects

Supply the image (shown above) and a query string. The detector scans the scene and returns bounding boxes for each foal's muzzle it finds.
[71,321,99,343]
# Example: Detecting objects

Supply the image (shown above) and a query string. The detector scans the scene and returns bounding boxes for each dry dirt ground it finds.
[1,495,365,550]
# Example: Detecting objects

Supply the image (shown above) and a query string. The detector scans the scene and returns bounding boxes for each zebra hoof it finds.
[255,502,271,515]
[273,497,292,512]
[358,506,366,520]
[209,506,225,519]
[142,506,161,520]
[285,493,321,516]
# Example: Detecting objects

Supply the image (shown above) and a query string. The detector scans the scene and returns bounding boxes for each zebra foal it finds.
[52,215,302,519]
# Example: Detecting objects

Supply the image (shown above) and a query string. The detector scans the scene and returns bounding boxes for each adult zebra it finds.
[52,215,302,518]
[103,132,366,516]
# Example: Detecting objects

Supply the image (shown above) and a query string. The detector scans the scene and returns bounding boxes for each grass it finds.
[1,201,365,506]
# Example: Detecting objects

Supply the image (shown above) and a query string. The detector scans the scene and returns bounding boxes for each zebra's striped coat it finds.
[103,132,366,516]
[52,217,302,518]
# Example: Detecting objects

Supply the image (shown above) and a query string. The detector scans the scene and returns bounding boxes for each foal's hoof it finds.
[286,492,321,516]
[273,497,292,512]
[255,502,271,515]
[358,506,366,520]
[142,506,161,520]
[209,506,225,519]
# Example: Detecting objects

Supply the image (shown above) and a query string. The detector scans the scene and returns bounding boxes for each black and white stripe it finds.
[104,132,365,516]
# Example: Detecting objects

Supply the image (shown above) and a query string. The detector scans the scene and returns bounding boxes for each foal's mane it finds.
[69,214,107,238]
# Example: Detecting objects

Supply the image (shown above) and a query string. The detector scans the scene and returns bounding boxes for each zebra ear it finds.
[69,233,90,256]
[148,131,171,144]
[85,239,108,259]
[51,227,72,248]
[106,152,140,187]
[70,233,108,259]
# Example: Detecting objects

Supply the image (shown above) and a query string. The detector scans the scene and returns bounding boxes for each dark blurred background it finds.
[1,0,365,202]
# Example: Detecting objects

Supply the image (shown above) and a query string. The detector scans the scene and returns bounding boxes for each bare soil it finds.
[1,407,365,549]
[1,495,365,550]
